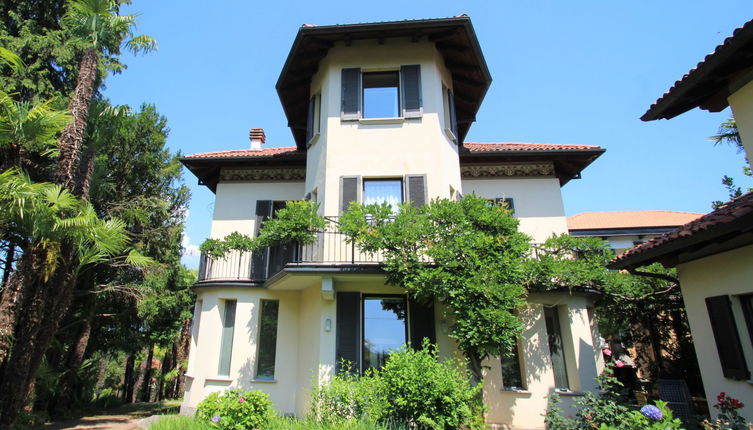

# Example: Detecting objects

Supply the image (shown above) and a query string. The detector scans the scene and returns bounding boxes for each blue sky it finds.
[103,1,753,268]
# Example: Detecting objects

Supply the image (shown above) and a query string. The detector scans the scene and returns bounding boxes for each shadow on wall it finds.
[237,303,260,389]
[484,304,554,427]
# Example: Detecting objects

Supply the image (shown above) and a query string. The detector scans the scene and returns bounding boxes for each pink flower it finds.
[239,397,245,403]
[603,348,612,357]
[615,360,624,368]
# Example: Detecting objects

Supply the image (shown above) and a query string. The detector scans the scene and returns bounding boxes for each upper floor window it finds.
[443,84,458,142]
[341,65,422,120]
[306,93,321,146]
[363,179,403,212]
[363,72,399,118]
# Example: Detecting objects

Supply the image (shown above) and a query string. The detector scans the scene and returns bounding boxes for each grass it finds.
[149,415,403,430]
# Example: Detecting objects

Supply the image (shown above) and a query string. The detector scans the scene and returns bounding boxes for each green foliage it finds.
[150,415,211,430]
[196,388,275,430]
[312,343,482,430]
[200,201,326,258]
[339,195,530,378]
[376,343,483,429]
[598,402,683,430]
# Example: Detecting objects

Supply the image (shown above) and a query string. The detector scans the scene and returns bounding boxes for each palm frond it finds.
[0,47,26,74]
[125,34,157,55]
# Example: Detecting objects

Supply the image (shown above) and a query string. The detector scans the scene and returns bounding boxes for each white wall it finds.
[677,244,753,420]
[462,178,568,243]
[728,78,753,165]
[211,181,305,238]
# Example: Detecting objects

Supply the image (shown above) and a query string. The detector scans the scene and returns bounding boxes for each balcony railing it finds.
[196,215,571,283]
[198,218,386,282]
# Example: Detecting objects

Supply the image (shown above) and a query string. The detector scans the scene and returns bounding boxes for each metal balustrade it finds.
[196,215,569,283]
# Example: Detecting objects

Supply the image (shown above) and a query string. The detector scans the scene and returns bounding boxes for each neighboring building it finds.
[180,16,605,429]
[568,211,702,253]
[611,18,753,419]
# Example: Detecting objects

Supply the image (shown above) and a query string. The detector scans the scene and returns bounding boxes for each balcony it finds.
[197,219,386,283]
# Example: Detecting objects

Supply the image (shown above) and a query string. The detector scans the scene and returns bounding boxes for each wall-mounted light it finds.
[324,318,332,332]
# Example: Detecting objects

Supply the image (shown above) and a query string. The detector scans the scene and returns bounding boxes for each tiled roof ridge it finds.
[184,146,300,159]
[570,210,704,216]
[643,18,753,120]
[464,142,601,150]
[612,190,753,265]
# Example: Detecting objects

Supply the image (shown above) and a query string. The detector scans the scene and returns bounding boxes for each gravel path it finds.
[33,402,179,430]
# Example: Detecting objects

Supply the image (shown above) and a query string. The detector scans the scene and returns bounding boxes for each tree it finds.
[709,118,752,209]
[56,0,156,192]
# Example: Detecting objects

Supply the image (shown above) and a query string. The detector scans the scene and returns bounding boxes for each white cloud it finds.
[182,233,200,256]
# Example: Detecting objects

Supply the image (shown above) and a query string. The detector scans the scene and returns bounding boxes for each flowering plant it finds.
[703,392,751,430]
[196,387,274,430]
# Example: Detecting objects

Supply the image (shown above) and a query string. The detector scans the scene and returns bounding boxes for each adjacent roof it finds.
[567,211,702,231]
[459,142,604,185]
[181,141,604,191]
[609,191,753,269]
[642,18,753,121]
[276,16,491,148]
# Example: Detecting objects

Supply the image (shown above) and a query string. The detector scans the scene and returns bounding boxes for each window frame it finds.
[217,299,237,377]
[544,305,571,391]
[443,84,458,143]
[255,299,280,381]
[306,93,322,147]
[361,294,410,372]
[362,178,404,212]
[361,70,401,119]
[500,339,526,391]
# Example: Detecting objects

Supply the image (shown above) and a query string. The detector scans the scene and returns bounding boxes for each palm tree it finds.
[55,0,155,192]
[0,169,149,422]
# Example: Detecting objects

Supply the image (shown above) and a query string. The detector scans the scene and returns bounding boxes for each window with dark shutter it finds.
[400,65,422,118]
[341,68,361,120]
[405,175,427,208]
[495,197,515,214]
[409,297,435,349]
[251,200,272,280]
[336,292,361,374]
[340,176,360,215]
[448,88,458,139]
[706,295,750,380]
[306,95,315,144]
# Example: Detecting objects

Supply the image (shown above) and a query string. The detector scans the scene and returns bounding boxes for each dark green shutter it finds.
[336,292,361,374]
[341,68,361,120]
[448,88,458,138]
[340,176,360,215]
[251,200,272,280]
[400,65,422,118]
[409,297,435,349]
[405,175,427,208]
[706,295,750,380]
[306,96,315,143]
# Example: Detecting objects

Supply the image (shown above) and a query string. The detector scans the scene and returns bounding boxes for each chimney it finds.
[249,128,265,151]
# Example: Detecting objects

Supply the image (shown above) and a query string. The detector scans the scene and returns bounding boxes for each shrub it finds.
[376,342,483,429]
[196,387,275,430]
[703,392,751,430]
[310,366,385,423]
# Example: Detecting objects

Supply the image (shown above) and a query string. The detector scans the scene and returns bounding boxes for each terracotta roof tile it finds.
[184,146,301,159]
[611,191,753,267]
[463,142,601,152]
[643,18,753,120]
[567,211,703,230]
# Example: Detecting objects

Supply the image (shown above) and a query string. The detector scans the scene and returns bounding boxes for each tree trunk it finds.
[123,354,135,402]
[1,243,14,289]
[74,145,96,199]
[94,356,107,395]
[131,347,150,403]
[55,48,98,192]
[140,344,154,402]
[0,248,44,367]
[54,305,94,413]
[0,245,77,425]
[175,318,191,396]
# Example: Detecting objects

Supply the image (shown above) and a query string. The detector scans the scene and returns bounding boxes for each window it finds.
[217,299,237,377]
[363,72,399,118]
[306,93,321,145]
[336,292,435,374]
[706,295,750,380]
[544,306,570,390]
[363,296,407,370]
[255,300,280,380]
[443,84,458,141]
[341,65,422,120]
[363,179,403,212]
[501,341,525,390]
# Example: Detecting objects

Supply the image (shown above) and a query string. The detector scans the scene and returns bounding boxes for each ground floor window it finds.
[544,305,570,390]
[501,341,525,390]
[255,300,279,380]
[217,299,237,377]
[363,296,407,370]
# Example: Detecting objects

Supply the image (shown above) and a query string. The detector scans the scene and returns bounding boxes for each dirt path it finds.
[33,402,179,430]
